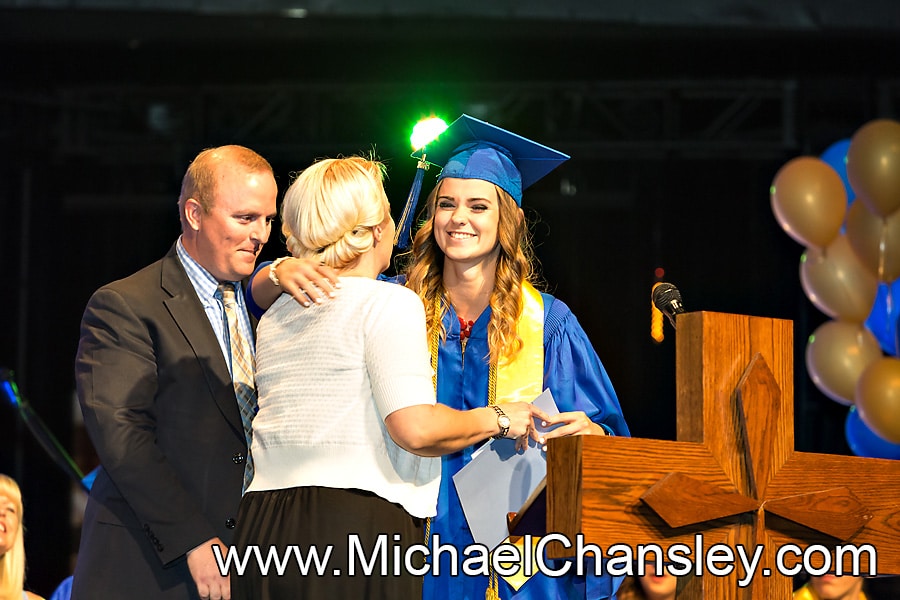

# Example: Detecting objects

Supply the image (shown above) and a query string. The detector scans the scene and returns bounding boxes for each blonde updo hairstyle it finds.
[281,156,389,270]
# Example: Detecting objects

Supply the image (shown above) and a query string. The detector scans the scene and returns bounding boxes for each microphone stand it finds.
[1,368,90,493]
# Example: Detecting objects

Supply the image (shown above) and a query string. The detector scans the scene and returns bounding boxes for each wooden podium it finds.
[521,312,900,599]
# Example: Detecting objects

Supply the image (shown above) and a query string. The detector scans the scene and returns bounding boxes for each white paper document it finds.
[452,388,560,550]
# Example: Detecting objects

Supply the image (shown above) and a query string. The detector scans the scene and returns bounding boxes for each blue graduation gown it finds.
[423,293,630,600]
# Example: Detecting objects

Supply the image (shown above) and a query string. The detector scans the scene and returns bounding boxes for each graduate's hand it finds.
[275,257,340,307]
[500,402,551,452]
[537,411,608,449]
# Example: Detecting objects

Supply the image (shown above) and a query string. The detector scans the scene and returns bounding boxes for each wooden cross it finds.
[532,312,900,599]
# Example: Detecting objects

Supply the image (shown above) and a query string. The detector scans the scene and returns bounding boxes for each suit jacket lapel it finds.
[159,245,244,439]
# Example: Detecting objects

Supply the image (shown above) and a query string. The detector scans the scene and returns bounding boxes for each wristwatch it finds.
[491,405,511,440]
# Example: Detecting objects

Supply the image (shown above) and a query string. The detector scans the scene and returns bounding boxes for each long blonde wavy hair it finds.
[0,474,26,600]
[403,178,537,366]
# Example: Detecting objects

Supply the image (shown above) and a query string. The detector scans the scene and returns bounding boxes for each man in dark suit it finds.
[71,145,325,600]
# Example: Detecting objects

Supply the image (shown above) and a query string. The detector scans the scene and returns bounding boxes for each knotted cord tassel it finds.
[485,567,500,600]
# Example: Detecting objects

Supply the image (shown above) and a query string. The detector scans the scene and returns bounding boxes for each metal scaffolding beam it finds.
[3,79,809,165]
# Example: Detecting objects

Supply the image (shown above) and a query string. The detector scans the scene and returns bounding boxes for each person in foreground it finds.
[794,574,867,600]
[71,144,333,600]
[0,474,43,600]
[232,155,547,600]
[250,116,630,599]
[616,570,682,600]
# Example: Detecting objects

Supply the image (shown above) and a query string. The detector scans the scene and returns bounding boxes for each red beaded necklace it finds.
[458,316,475,340]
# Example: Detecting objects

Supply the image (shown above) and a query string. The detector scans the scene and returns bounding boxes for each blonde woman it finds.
[0,475,43,600]
[232,156,546,600]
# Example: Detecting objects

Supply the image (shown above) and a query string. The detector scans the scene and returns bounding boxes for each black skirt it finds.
[231,486,425,600]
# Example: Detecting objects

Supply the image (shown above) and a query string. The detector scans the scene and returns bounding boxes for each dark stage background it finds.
[1,1,898,596]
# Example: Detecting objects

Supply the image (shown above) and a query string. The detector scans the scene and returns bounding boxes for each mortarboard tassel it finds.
[394,157,428,250]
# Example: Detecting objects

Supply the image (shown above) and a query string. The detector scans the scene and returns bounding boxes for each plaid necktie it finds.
[216,283,257,492]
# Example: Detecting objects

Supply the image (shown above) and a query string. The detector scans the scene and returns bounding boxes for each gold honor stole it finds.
[493,282,544,594]
[431,282,545,597]
[493,281,545,404]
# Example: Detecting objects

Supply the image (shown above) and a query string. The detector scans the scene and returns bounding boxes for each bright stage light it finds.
[410,117,448,151]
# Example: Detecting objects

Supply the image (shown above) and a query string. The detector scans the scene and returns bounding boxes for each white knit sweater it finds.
[245,276,441,518]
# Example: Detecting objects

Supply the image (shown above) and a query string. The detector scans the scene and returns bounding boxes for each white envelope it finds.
[452,389,560,550]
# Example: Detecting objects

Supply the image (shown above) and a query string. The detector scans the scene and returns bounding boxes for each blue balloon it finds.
[820,138,855,204]
[845,405,900,459]
[865,280,900,356]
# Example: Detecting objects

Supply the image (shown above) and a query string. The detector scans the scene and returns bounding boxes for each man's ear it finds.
[184,198,203,231]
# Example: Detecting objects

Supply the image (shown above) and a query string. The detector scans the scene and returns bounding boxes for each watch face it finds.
[499,415,511,428]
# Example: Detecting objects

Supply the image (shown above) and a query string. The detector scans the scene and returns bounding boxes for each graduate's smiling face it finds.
[433,177,502,268]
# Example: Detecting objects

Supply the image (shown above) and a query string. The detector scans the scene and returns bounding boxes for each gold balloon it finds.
[847,119,900,217]
[845,200,900,282]
[771,156,847,248]
[800,235,878,322]
[806,320,883,405]
[856,357,900,443]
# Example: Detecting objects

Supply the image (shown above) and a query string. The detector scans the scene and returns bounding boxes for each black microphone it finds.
[652,282,685,329]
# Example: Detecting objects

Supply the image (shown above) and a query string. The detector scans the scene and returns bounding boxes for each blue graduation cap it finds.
[394,114,570,249]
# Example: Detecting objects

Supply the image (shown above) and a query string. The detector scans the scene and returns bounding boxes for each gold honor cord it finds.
[429,283,545,598]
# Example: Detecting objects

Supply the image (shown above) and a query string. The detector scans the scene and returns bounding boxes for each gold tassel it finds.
[485,567,500,600]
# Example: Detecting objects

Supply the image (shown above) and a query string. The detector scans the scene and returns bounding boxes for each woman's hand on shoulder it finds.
[272,257,340,308]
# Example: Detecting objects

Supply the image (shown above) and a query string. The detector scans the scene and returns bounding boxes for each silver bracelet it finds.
[268,256,291,287]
